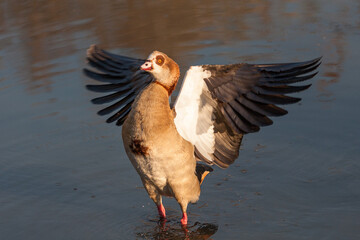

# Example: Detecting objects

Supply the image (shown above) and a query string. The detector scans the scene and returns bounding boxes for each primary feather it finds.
[84,45,154,125]
[174,58,320,168]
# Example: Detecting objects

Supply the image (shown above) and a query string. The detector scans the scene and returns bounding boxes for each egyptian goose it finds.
[84,45,321,225]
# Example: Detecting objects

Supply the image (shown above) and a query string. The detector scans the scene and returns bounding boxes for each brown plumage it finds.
[84,45,321,225]
[121,51,198,225]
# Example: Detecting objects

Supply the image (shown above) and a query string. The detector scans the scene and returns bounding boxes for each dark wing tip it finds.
[84,45,154,126]
[307,56,322,65]
[255,56,322,78]
[86,84,98,92]
[83,68,90,75]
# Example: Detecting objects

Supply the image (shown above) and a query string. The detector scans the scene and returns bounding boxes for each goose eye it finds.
[156,55,165,66]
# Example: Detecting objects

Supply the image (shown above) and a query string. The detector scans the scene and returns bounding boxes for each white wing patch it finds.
[174,66,215,162]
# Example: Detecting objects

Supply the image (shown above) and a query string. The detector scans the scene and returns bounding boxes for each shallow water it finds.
[1,1,360,239]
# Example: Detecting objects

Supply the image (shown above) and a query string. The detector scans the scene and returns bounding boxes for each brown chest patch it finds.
[130,139,149,155]
[155,81,177,96]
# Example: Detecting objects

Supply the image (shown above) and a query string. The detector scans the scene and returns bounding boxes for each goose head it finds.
[141,51,180,95]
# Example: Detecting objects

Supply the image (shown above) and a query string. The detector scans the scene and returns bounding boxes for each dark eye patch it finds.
[155,55,165,66]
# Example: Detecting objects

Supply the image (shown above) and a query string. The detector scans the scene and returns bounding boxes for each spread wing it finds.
[84,45,154,125]
[174,58,321,168]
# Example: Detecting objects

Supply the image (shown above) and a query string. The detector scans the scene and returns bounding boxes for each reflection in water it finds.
[135,219,218,240]
[1,1,359,96]
[317,23,346,104]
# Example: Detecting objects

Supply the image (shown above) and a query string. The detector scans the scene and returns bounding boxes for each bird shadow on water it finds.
[134,217,218,240]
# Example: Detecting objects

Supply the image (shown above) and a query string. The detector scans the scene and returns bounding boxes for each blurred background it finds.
[0,1,359,239]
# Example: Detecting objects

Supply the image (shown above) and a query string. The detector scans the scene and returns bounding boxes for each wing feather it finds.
[174,57,320,168]
[237,96,288,116]
[84,45,154,125]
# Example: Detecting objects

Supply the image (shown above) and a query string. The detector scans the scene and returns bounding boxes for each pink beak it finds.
[141,61,152,71]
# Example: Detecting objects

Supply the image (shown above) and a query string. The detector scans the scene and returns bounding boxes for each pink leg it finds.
[157,204,166,219]
[180,212,188,225]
